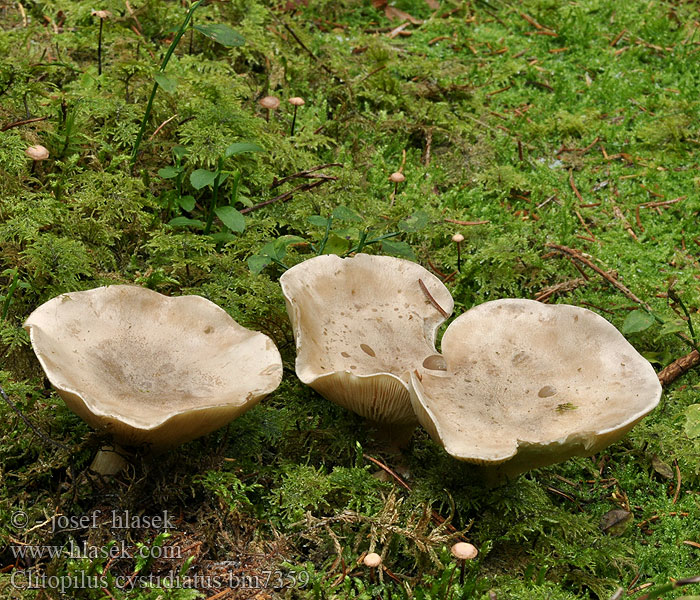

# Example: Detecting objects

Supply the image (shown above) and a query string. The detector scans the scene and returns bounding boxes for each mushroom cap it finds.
[363,552,382,567]
[289,96,305,106]
[389,172,406,183]
[280,254,454,425]
[451,233,464,244]
[25,145,49,161]
[259,95,280,110]
[24,286,283,449]
[451,542,478,560]
[409,299,661,477]
[91,9,111,18]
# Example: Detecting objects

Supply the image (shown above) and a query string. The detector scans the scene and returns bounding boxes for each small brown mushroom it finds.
[24,285,283,474]
[25,144,49,176]
[288,96,305,136]
[280,254,453,446]
[25,145,49,161]
[409,299,661,482]
[363,552,382,582]
[259,96,280,121]
[451,233,464,271]
[451,542,478,584]
[389,172,405,205]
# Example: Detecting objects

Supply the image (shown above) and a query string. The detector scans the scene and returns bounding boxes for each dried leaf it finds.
[651,455,674,479]
[385,6,423,24]
[599,509,632,536]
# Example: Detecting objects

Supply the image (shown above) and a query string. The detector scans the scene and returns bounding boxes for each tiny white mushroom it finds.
[409,299,661,481]
[280,254,453,443]
[24,286,283,473]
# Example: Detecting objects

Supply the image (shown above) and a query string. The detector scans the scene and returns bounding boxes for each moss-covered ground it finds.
[1,0,700,598]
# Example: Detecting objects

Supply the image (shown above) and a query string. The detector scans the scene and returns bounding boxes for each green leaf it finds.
[684,405,700,438]
[657,319,687,337]
[273,235,306,259]
[193,23,245,47]
[224,142,264,157]
[190,169,217,190]
[321,234,350,255]
[382,239,415,259]
[622,310,655,334]
[154,73,177,93]
[168,217,205,229]
[308,215,329,227]
[399,210,430,232]
[332,205,363,222]
[248,255,272,274]
[158,166,179,179]
[178,195,195,212]
[210,232,238,244]
[172,145,188,160]
[214,206,245,233]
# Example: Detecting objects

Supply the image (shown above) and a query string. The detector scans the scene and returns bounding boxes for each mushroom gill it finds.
[24,285,283,472]
[280,254,454,430]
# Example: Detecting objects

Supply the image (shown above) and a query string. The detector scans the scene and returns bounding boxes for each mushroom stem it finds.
[290,105,298,136]
[452,233,464,272]
[90,445,129,475]
[367,420,416,452]
[98,17,104,76]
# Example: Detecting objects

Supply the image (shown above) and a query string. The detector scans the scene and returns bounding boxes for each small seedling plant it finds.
[247,206,431,273]
[160,142,263,241]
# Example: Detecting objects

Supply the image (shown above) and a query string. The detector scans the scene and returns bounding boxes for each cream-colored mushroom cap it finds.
[363,553,382,568]
[289,96,305,106]
[25,145,49,161]
[280,254,453,425]
[451,542,478,560]
[451,233,464,244]
[389,172,405,183]
[259,96,280,110]
[24,285,283,449]
[409,299,661,477]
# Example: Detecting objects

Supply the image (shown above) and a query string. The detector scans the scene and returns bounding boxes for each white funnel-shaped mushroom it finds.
[24,286,283,469]
[280,254,453,428]
[409,299,661,478]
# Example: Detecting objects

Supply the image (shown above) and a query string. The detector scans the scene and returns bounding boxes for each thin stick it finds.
[1,116,49,132]
[418,279,450,318]
[545,244,650,309]
[147,113,178,141]
[658,350,700,387]
[672,459,681,505]
[240,179,332,214]
[271,163,342,188]
[444,218,490,226]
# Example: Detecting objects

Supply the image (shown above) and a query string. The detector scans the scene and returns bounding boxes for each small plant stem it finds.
[457,243,462,271]
[1,269,20,321]
[290,106,298,136]
[315,216,333,255]
[98,18,104,76]
[459,560,466,585]
[130,0,204,167]
[204,158,222,235]
[344,231,400,256]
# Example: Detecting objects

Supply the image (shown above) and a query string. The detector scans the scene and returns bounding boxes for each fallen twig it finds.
[418,278,450,318]
[657,350,700,387]
[271,163,342,189]
[240,178,334,214]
